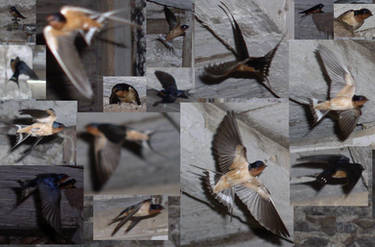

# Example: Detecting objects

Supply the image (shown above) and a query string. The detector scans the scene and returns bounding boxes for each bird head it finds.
[149,204,164,214]
[352,95,368,107]
[181,24,189,30]
[52,121,65,133]
[356,8,373,19]
[248,160,267,177]
[46,13,67,30]
[318,4,324,9]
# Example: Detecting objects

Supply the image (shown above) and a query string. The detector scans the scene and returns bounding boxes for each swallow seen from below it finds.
[192,111,290,239]
[293,154,365,195]
[336,8,373,30]
[299,4,324,17]
[108,197,164,236]
[43,6,140,98]
[9,6,26,22]
[202,2,283,97]
[9,57,39,88]
[309,45,368,140]
[85,123,158,190]
[152,71,189,106]
[109,83,141,105]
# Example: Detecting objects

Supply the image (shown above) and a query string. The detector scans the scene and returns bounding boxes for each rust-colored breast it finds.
[332,169,347,179]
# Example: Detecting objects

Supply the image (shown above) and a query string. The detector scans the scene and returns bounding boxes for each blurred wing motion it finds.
[154,70,178,93]
[38,182,62,233]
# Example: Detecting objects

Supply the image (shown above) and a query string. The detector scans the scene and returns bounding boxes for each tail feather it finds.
[260,36,284,82]
[142,131,167,158]
[309,98,329,125]
[11,125,31,151]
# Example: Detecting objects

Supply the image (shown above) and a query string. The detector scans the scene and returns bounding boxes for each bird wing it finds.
[17,61,39,80]
[316,44,355,99]
[97,124,127,143]
[212,111,248,173]
[297,154,350,166]
[203,59,249,79]
[235,181,290,238]
[19,109,56,124]
[38,182,62,233]
[43,26,93,98]
[154,70,178,92]
[110,201,144,236]
[164,6,178,31]
[338,108,361,140]
[219,1,249,60]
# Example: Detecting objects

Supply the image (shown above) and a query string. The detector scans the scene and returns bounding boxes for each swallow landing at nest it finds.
[109,83,141,105]
[309,45,368,140]
[292,154,366,195]
[336,8,373,30]
[108,197,164,236]
[157,6,189,51]
[85,123,163,190]
[9,6,26,23]
[9,57,39,88]
[152,71,190,107]
[201,2,283,98]
[43,6,141,99]
[299,4,324,18]
[191,111,290,239]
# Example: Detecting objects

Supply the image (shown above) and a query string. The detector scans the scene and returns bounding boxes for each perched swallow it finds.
[43,6,140,98]
[109,83,141,105]
[108,198,164,236]
[309,45,368,140]
[293,154,365,195]
[202,2,283,97]
[192,111,290,238]
[85,123,158,190]
[9,6,26,21]
[336,8,373,30]
[9,109,65,161]
[299,4,324,17]
[152,71,189,106]
[9,57,39,87]
[14,173,75,235]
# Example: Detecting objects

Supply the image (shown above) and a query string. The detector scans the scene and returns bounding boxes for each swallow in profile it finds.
[309,45,368,140]
[191,111,290,238]
[152,71,189,106]
[202,2,283,97]
[108,197,164,236]
[336,8,373,30]
[85,123,160,190]
[14,173,75,236]
[299,4,324,17]
[9,57,39,88]
[293,154,365,195]
[109,83,141,105]
[8,109,65,161]
[157,6,189,49]
[43,6,140,98]
[9,6,26,22]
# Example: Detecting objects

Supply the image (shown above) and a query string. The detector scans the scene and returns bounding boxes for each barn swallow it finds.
[109,83,141,105]
[293,154,365,195]
[309,45,368,140]
[85,123,159,190]
[191,111,290,238]
[299,4,324,17]
[202,2,283,97]
[152,70,189,106]
[336,8,373,30]
[9,6,26,22]
[8,109,65,161]
[43,6,140,99]
[108,198,164,236]
[157,6,189,49]
[9,57,39,88]
[14,173,75,235]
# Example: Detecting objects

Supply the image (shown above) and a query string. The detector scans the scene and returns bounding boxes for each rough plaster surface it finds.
[180,103,292,246]
[194,0,289,98]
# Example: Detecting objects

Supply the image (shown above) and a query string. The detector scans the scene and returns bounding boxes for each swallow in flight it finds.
[152,70,189,106]
[9,57,39,88]
[309,45,368,140]
[202,2,283,97]
[9,6,26,22]
[192,111,290,238]
[336,8,373,30]
[293,154,365,195]
[108,197,164,236]
[43,6,140,98]
[299,4,324,17]
[157,6,189,50]
[109,83,141,105]
[85,123,160,190]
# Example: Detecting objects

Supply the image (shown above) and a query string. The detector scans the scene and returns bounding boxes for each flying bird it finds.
[152,70,189,106]
[108,197,164,236]
[43,6,140,98]
[292,154,365,195]
[9,6,26,22]
[9,57,39,88]
[299,4,324,17]
[192,111,290,239]
[309,45,368,140]
[109,83,141,105]
[336,8,373,30]
[201,2,283,97]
